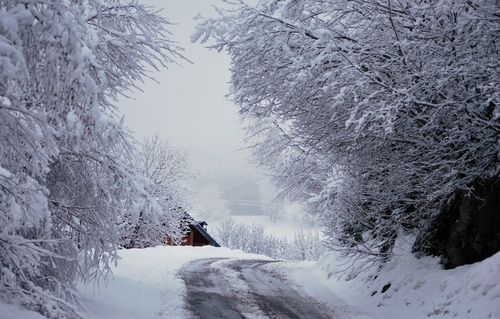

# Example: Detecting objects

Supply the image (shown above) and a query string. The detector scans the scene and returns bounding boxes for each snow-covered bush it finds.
[213,218,325,261]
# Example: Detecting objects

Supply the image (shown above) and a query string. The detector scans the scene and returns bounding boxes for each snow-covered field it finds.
[2,244,499,319]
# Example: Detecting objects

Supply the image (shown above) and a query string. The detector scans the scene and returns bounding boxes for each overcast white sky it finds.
[119,0,252,170]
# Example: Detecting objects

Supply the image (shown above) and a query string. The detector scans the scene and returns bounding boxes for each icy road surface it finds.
[180,258,341,319]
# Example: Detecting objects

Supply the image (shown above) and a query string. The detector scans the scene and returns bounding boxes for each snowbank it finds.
[0,303,46,319]
[276,247,500,319]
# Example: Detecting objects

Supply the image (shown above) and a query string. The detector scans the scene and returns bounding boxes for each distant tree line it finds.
[214,217,325,261]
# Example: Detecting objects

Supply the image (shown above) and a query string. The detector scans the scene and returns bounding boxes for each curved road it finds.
[180,258,340,319]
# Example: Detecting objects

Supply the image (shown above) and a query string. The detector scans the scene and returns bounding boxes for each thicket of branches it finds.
[0,1,185,317]
[119,135,192,249]
[214,217,325,261]
[195,0,499,263]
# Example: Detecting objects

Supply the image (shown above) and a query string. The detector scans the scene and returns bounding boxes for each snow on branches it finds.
[195,0,500,263]
[0,1,184,317]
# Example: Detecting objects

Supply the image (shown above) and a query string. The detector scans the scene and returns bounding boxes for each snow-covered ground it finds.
[2,244,499,319]
[274,243,500,319]
[76,246,270,319]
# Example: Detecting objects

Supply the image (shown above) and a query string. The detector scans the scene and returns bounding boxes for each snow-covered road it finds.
[6,245,499,319]
[181,258,338,319]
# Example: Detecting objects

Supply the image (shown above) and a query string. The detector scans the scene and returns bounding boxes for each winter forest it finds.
[0,0,498,318]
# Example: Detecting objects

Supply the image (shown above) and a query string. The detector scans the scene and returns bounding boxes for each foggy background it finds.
[119,0,252,171]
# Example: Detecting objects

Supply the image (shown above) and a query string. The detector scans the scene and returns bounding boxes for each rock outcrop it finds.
[416,177,500,268]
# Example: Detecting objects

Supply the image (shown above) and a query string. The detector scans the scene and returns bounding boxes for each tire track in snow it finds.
[181,258,339,319]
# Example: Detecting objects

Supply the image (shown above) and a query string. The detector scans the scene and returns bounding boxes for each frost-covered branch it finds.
[0,0,186,317]
[195,0,500,265]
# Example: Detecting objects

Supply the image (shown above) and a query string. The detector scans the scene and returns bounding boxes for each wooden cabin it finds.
[167,213,220,247]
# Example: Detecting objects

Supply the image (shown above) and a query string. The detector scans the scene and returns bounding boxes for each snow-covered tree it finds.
[290,228,324,261]
[120,134,191,248]
[213,217,239,247]
[195,0,499,265]
[193,183,230,221]
[0,1,183,317]
[255,176,284,222]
